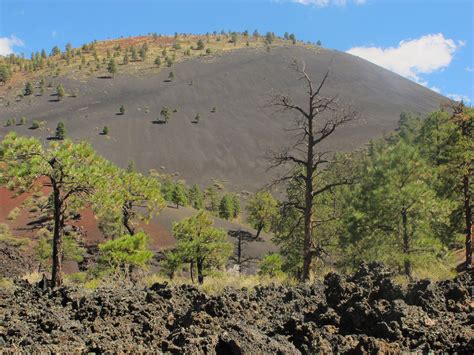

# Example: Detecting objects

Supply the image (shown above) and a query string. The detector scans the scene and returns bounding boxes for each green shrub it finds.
[98,231,153,276]
[259,253,284,277]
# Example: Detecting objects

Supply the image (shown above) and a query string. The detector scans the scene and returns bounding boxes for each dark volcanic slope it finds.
[0,46,445,191]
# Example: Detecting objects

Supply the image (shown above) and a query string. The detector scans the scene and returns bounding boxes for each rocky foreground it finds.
[1,263,473,353]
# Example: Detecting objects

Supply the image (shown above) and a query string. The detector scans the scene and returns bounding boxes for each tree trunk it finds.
[190,261,194,283]
[51,182,63,288]
[197,259,204,284]
[463,174,472,268]
[302,117,314,282]
[256,224,263,239]
[401,209,412,278]
[122,202,135,235]
[236,234,242,273]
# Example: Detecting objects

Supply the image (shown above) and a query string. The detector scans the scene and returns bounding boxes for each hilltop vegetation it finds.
[0,31,304,97]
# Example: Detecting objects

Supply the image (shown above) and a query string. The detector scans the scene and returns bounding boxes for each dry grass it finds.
[142,270,296,295]
[6,207,21,221]
[0,277,14,289]
[21,272,42,284]
[0,223,30,249]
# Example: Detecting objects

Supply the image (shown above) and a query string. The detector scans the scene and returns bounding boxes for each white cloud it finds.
[346,34,462,84]
[292,0,364,6]
[0,35,24,56]
[466,66,474,72]
[430,86,441,94]
[447,93,471,103]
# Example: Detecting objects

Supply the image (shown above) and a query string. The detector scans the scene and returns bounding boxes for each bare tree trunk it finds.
[236,234,242,273]
[401,209,412,278]
[51,181,63,288]
[256,224,263,239]
[269,60,357,283]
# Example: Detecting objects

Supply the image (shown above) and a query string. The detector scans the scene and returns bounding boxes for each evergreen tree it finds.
[94,169,165,237]
[416,105,473,267]
[55,122,66,140]
[24,81,34,96]
[231,194,240,218]
[171,211,232,283]
[107,58,117,77]
[51,46,61,56]
[154,56,161,67]
[56,84,65,101]
[289,33,296,44]
[98,231,153,277]
[160,106,172,123]
[172,183,188,208]
[131,46,138,61]
[0,64,11,84]
[205,187,220,215]
[219,194,234,220]
[344,139,453,278]
[196,39,205,50]
[139,47,146,61]
[259,253,284,277]
[247,191,278,238]
[188,184,204,209]
[0,133,114,287]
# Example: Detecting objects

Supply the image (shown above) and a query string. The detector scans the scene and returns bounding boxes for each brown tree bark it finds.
[401,209,412,278]
[269,60,358,281]
[51,180,63,288]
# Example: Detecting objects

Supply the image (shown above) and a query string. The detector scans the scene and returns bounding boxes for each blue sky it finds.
[0,0,472,102]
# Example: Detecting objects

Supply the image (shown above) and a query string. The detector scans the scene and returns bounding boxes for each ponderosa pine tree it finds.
[0,133,114,287]
[219,194,234,220]
[188,184,204,209]
[160,106,172,123]
[55,122,66,140]
[94,169,165,237]
[344,139,453,278]
[107,58,117,77]
[196,39,205,50]
[247,191,278,238]
[171,211,232,283]
[154,56,161,67]
[416,103,473,268]
[24,81,34,96]
[172,183,188,208]
[56,84,65,101]
[98,231,153,278]
[0,64,11,84]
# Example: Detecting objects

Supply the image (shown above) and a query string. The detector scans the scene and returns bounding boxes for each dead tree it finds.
[269,60,358,281]
[228,229,260,273]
